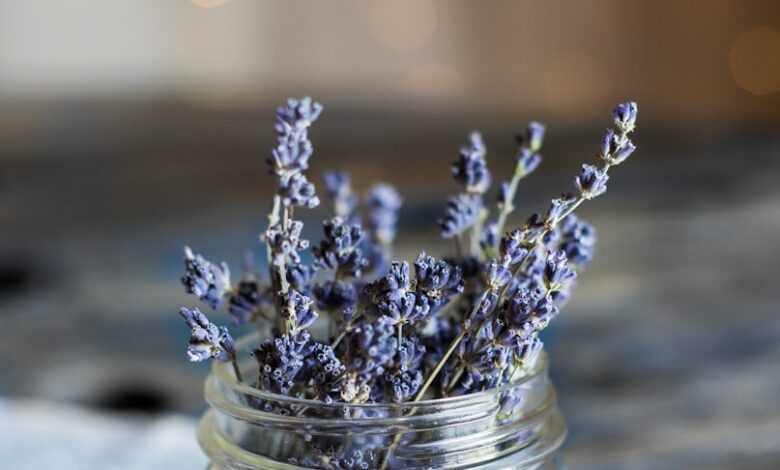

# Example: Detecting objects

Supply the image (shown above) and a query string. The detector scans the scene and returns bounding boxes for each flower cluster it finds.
[313,218,368,279]
[365,254,463,336]
[175,98,638,410]
[179,307,235,363]
[269,97,323,209]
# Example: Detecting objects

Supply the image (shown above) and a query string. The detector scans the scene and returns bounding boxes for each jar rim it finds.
[211,332,549,410]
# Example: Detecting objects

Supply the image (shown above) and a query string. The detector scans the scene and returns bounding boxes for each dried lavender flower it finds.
[286,263,316,294]
[384,337,426,402]
[575,164,609,200]
[181,247,231,309]
[254,330,311,395]
[366,183,402,246]
[280,172,320,209]
[313,217,368,278]
[302,341,346,402]
[499,230,531,267]
[558,214,597,267]
[484,260,513,290]
[439,194,481,239]
[323,171,358,220]
[313,280,358,319]
[452,132,491,194]
[276,96,323,135]
[278,289,319,335]
[413,253,464,313]
[179,307,235,363]
[341,321,397,381]
[613,101,638,134]
[228,279,272,325]
[601,128,637,165]
[269,97,322,179]
[263,219,309,267]
[544,250,577,292]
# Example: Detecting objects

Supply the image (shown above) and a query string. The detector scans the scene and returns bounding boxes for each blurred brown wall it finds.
[0,0,779,126]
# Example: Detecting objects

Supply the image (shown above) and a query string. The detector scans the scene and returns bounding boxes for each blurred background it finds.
[2,1,780,468]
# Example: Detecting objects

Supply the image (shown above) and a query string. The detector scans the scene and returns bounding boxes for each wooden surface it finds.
[1,103,778,469]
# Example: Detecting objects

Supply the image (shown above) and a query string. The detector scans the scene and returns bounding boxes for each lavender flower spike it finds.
[323,171,358,220]
[181,247,231,309]
[452,131,491,195]
[439,194,480,239]
[367,183,402,246]
[179,307,235,363]
[313,217,368,279]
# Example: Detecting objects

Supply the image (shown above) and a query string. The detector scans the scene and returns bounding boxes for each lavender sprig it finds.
[412,102,638,402]
[264,97,323,335]
[181,247,231,309]
[179,307,242,382]
[490,122,545,255]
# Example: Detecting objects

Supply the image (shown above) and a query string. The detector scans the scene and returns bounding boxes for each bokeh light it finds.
[729,26,780,96]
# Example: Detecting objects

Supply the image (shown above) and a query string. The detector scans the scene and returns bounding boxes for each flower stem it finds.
[230,354,244,383]
[493,166,527,249]
[330,311,364,349]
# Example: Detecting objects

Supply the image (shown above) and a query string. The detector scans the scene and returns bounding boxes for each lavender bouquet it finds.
[177,97,638,468]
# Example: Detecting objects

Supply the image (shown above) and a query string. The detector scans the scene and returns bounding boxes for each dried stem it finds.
[330,311,364,349]
[230,354,244,383]
[493,164,532,251]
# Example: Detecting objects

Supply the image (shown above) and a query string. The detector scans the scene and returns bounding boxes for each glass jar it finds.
[198,334,566,469]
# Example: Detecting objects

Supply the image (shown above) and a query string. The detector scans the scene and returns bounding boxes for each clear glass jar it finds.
[198,334,566,469]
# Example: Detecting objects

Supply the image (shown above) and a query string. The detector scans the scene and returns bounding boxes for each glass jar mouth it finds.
[209,332,550,412]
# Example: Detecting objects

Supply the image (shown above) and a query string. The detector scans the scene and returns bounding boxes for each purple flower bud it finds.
[228,279,273,325]
[499,230,531,266]
[179,307,235,363]
[452,131,491,194]
[313,217,368,278]
[384,336,426,402]
[485,260,512,290]
[278,289,319,334]
[544,250,577,291]
[254,330,312,395]
[612,140,636,165]
[366,183,402,245]
[575,164,609,199]
[601,129,615,159]
[439,194,481,238]
[613,101,638,133]
[313,280,358,318]
[516,335,544,366]
[276,96,323,133]
[322,171,358,220]
[279,172,320,209]
[181,247,231,309]
[558,214,597,267]
[269,139,313,177]
[414,253,464,313]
